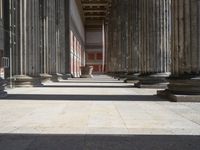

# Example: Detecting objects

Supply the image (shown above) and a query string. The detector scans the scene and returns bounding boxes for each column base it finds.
[135,73,170,89]
[157,76,200,102]
[80,74,93,78]
[0,78,7,98]
[51,73,63,82]
[157,90,200,102]
[117,72,128,80]
[124,73,140,83]
[11,75,35,87]
[107,72,119,78]
[40,74,52,83]
[111,72,128,80]
[62,74,72,80]
[167,76,200,95]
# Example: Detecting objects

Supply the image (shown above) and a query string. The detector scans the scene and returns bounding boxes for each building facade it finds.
[0,0,199,101]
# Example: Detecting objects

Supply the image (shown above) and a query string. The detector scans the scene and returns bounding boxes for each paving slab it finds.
[0,75,200,149]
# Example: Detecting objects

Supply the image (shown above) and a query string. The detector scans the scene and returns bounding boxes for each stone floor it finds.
[0,75,200,150]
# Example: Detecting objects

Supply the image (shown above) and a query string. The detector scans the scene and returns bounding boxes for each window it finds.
[96,53,103,60]
[88,53,95,60]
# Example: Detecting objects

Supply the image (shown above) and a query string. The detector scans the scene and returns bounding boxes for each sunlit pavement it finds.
[0,75,200,150]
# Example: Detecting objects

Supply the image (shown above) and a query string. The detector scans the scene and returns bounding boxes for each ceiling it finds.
[80,0,111,26]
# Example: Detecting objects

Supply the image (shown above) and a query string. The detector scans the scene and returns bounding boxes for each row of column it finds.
[107,0,171,85]
[7,0,68,86]
[107,0,200,101]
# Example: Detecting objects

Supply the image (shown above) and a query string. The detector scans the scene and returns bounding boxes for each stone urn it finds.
[80,66,93,78]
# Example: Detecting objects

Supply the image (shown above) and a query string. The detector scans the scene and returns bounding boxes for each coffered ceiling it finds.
[80,0,112,26]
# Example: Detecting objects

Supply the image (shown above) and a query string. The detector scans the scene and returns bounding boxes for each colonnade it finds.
[107,0,200,101]
[0,0,199,101]
[5,0,68,86]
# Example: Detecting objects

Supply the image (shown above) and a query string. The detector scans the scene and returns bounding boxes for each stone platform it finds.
[0,75,200,149]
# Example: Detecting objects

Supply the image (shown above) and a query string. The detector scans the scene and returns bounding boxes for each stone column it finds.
[39,0,64,83]
[49,0,62,82]
[39,0,52,83]
[124,0,140,83]
[136,0,171,88]
[58,0,68,79]
[0,0,7,97]
[26,0,41,85]
[51,0,68,81]
[11,0,35,87]
[107,0,129,79]
[106,0,118,76]
[159,0,200,102]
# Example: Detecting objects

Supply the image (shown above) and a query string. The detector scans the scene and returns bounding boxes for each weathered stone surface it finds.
[136,73,170,89]
[159,0,200,101]
[158,89,200,102]
[138,0,171,88]
[51,73,63,82]
[5,0,69,87]
[124,73,140,83]
[39,74,53,83]
[11,75,34,87]
[0,75,200,150]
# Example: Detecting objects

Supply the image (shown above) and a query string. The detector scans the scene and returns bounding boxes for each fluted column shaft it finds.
[7,0,68,85]
[136,0,171,87]
[107,0,129,76]
[107,0,119,73]
[139,0,171,75]
[171,0,200,76]
[9,0,41,76]
[128,0,140,73]
[167,0,200,96]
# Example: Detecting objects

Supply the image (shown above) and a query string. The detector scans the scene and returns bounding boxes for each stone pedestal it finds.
[136,73,170,89]
[51,73,63,82]
[112,72,128,80]
[40,74,52,83]
[80,66,93,78]
[158,0,200,102]
[168,77,200,95]
[117,72,128,80]
[62,74,72,80]
[158,76,200,102]
[124,73,140,83]
[12,75,34,87]
[0,78,7,98]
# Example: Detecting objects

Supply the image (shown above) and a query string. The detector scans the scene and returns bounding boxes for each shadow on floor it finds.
[59,81,124,84]
[41,85,134,88]
[0,133,199,150]
[4,94,166,101]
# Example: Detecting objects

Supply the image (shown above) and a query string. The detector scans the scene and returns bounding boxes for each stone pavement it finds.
[0,75,200,150]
